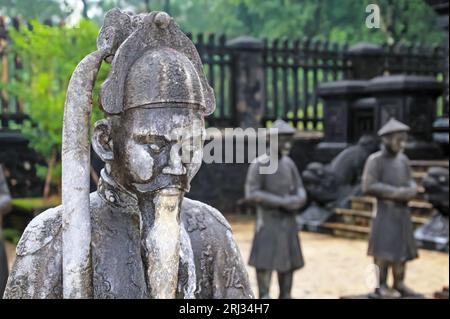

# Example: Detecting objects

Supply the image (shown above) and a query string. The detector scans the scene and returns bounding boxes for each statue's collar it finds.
[381,145,399,158]
[97,169,139,208]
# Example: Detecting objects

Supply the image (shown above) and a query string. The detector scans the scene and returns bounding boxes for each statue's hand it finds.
[282,195,303,211]
[392,186,418,202]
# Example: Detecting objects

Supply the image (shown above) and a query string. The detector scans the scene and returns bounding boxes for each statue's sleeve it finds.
[362,155,415,201]
[400,154,418,200]
[283,159,307,211]
[245,161,285,208]
[362,155,395,199]
[3,208,63,299]
[211,227,254,299]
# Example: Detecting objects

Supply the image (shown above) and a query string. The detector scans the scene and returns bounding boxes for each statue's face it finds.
[278,134,293,156]
[382,132,407,154]
[111,107,205,194]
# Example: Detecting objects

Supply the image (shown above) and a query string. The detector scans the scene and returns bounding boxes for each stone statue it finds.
[0,165,12,297]
[3,9,253,299]
[362,118,420,299]
[245,119,307,299]
[415,167,449,251]
[298,134,378,226]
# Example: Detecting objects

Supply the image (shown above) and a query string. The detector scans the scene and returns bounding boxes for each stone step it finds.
[350,196,433,212]
[322,222,370,235]
[410,160,449,170]
[335,208,430,225]
[412,171,428,185]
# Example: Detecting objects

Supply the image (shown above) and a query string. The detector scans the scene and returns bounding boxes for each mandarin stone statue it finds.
[0,165,12,297]
[362,118,420,299]
[3,9,253,299]
[245,119,307,299]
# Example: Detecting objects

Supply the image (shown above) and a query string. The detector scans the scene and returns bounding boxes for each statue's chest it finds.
[379,157,410,187]
[90,207,149,298]
[263,160,295,195]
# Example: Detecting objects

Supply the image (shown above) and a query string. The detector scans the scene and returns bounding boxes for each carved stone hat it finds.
[99,10,215,115]
[271,119,297,135]
[377,118,410,137]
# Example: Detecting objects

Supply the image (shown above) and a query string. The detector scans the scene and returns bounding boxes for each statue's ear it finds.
[92,119,114,162]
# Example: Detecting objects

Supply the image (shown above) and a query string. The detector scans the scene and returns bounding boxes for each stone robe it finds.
[246,155,305,272]
[3,176,253,299]
[362,149,418,262]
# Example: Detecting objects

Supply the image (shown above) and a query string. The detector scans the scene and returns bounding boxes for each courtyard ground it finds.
[4,216,449,299]
[229,216,449,299]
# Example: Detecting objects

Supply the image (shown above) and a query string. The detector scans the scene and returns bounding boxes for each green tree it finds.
[6,19,108,198]
[0,0,73,23]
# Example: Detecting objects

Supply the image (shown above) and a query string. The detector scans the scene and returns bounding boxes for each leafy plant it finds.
[6,19,108,198]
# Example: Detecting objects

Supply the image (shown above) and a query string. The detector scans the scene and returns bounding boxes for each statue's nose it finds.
[162,143,187,175]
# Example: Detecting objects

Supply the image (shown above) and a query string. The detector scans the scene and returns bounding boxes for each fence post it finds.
[227,36,264,128]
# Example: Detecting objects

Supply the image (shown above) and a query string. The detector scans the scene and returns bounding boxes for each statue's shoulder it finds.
[399,152,411,163]
[283,155,298,168]
[16,205,63,257]
[181,197,232,232]
[367,150,383,163]
[15,192,104,257]
[251,154,269,166]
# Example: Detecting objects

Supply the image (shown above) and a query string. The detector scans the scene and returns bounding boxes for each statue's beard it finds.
[141,188,183,298]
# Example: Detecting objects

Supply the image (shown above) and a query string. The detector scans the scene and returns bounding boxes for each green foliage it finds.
[6,19,108,191]
[11,197,61,211]
[101,0,444,45]
[2,228,21,245]
[0,0,73,23]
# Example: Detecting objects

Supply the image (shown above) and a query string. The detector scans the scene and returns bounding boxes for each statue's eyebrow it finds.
[132,133,170,143]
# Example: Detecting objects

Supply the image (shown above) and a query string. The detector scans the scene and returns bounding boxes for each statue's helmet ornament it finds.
[99,10,215,115]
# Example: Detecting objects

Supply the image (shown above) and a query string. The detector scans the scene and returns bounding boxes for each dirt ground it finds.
[229,217,449,299]
[4,216,449,299]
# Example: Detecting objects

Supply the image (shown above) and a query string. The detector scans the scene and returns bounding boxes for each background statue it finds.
[415,167,449,251]
[362,118,420,299]
[3,9,253,299]
[298,134,378,226]
[0,165,12,297]
[245,119,307,299]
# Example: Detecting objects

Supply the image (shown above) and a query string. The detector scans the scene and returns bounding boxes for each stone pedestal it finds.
[367,75,444,159]
[346,43,384,80]
[227,36,265,128]
[315,80,370,160]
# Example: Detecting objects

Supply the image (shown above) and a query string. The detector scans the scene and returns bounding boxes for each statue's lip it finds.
[158,187,183,196]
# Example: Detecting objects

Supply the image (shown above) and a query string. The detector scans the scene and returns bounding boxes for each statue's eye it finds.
[148,144,161,153]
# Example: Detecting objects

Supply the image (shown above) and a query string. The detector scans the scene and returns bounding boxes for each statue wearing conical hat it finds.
[245,119,307,299]
[362,118,420,298]
[3,9,253,299]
